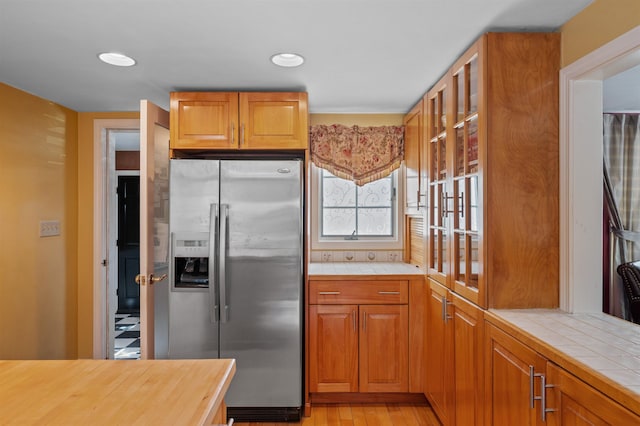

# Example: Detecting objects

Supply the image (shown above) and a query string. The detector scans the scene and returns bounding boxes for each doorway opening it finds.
[113,147,141,359]
[92,120,140,359]
[560,25,640,320]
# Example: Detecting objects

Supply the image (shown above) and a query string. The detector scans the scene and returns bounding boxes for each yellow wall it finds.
[76,111,139,358]
[561,0,640,66]
[0,83,78,359]
[311,113,404,126]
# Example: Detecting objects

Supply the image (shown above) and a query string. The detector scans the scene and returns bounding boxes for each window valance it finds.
[309,124,404,186]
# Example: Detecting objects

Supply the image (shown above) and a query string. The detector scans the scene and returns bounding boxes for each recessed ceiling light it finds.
[98,52,136,67]
[271,53,304,68]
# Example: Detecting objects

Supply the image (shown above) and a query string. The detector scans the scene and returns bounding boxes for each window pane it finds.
[319,168,396,238]
[323,175,356,207]
[358,178,392,207]
[469,175,479,232]
[357,208,392,236]
[323,207,357,236]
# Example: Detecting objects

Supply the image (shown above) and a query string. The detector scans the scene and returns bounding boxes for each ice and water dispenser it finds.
[171,233,210,290]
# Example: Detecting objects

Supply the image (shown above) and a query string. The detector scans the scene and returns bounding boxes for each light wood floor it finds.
[233,403,441,426]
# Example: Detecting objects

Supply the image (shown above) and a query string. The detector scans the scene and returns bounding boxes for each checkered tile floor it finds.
[114,313,140,360]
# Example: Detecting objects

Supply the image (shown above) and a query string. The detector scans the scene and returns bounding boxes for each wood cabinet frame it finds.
[170,91,308,153]
[421,32,560,310]
[306,275,425,408]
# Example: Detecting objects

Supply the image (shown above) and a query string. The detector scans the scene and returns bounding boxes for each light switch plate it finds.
[40,220,61,237]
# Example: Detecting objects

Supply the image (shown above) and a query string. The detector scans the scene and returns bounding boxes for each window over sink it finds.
[311,164,402,250]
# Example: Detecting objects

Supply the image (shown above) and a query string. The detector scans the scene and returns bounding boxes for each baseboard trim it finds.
[310,392,428,404]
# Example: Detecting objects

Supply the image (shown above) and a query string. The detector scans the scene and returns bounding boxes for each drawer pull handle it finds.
[378,291,400,295]
[319,291,341,295]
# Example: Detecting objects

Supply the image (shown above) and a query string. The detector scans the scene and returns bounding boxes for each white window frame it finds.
[311,164,404,250]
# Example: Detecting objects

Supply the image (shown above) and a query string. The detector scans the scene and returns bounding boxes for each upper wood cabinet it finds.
[170,91,308,151]
[424,33,560,309]
[403,99,424,214]
[426,74,449,288]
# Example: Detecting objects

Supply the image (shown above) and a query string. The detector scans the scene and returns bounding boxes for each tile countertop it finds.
[488,309,640,415]
[308,262,424,277]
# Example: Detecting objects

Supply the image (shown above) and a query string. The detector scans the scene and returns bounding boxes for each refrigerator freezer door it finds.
[220,160,303,408]
[168,159,221,359]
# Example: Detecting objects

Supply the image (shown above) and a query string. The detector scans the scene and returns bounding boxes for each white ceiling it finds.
[1,0,595,114]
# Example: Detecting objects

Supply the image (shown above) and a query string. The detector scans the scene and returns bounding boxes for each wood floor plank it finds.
[338,403,352,421]
[387,403,415,426]
[375,404,395,426]
[410,402,442,425]
[300,415,315,426]
[314,404,328,426]
[229,402,439,425]
[326,404,341,426]
[350,404,368,426]
[362,404,378,425]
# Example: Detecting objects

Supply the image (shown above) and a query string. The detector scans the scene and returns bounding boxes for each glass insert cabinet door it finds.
[451,52,481,301]
[427,77,448,286]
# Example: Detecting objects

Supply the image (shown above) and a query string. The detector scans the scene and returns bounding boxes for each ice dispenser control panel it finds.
[172,233,210,290]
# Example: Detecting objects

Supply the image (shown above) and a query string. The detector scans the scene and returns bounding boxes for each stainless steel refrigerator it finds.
[167,158,303,422]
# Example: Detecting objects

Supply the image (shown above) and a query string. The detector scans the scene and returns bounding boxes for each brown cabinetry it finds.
[309,304,358,392]
[546,363,640,425]
[451,292,484,425]
[403,99,425,214]
[425,74,449,287]
[308,280,409,394]
[484,321,640,425]
[425,279,454,424]
[485,322,546,425]
[425,279,483,426]
[170,91,308,151]
[359,304,409,393]
[423,32,560,309]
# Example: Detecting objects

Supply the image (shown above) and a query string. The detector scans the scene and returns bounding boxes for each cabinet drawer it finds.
[309,280,408,304]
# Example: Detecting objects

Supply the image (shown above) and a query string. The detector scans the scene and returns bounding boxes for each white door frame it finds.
[560,25,640,313]
[92,119,140,359]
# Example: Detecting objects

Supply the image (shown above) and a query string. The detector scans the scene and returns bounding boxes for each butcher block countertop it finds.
[308,262,424,279]
[0,359,235,425]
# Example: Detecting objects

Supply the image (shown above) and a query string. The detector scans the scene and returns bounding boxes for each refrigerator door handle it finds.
[219,204,229,323]
[209,203,219,323]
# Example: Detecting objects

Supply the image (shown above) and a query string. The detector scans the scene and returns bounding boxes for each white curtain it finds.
[603,113,640,320]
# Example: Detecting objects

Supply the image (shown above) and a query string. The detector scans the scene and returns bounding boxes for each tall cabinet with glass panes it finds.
[422,32,561,425]
[423,33,560,310]
[450,43,481,305]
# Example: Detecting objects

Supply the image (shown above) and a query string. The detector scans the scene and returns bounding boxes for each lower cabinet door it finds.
[546,363,640,425]
[452,293,484,426]
[485,323,546,426]
[309,304,359,392]
[425,280,454,425]
[359,305,409,393]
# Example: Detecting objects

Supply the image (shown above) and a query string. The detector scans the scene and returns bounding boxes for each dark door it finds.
[118,176,140,313]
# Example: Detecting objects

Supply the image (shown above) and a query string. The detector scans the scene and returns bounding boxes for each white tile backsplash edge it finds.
[310,250,403,262]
